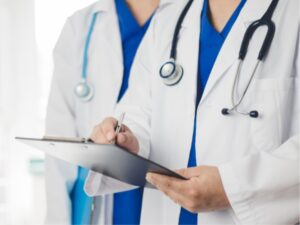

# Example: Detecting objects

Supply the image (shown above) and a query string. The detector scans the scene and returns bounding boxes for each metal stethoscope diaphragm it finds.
[74,79,94,102]
[159,59,184,86]
[159,0,194,86]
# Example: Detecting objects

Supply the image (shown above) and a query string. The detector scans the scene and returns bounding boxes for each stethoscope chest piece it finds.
[159,59,184,86]
[74,80,94,102]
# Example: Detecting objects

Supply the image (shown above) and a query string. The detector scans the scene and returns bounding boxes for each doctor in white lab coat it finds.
[45,0,158,224]
[87,0,300,224]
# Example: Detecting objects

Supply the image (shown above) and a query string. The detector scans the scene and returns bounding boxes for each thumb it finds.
[116,132,139,154]
[175,167,201,179]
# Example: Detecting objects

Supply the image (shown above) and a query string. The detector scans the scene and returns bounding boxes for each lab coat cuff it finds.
[84,171,138,196]
[84,171,103,197]
[137,137,150,159]
[218,163,257,224]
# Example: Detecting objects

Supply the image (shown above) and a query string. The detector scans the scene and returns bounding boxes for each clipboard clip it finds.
[43,136,94,143]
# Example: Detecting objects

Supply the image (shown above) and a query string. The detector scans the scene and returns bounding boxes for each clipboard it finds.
[15,137,186,188]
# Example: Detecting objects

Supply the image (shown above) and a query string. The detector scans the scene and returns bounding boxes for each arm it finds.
[147,21,300,224]
[84,20,154,196]
[217,22,300,224]
[44,18,79,224]
[146,135,299,224]
[218,135,299,224]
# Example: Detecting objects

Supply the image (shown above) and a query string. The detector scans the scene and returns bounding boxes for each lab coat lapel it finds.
[92,0,113,12]
[199,0,273,104]
[179,0,203,107]
[93,0,123,65]
[159,0,175,7]
[91,0,123,99]
[171,0,203,168]
[103,12,123,65]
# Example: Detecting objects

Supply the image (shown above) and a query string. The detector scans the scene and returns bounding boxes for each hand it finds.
[146,166,230,213]
[90,117,139,154]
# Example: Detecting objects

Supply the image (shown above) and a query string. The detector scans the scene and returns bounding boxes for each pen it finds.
[112,112,126,144]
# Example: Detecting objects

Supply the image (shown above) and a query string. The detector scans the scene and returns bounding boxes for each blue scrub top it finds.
[113,0,152,225]
[178,0,246,224]
[71,0,153,224]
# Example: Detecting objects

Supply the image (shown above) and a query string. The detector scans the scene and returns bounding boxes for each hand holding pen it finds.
[90,113,139,154]
[112,113,126,144]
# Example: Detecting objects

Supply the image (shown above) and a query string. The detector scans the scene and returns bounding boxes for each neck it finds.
[208,0,242,32]
[126,0,159,26]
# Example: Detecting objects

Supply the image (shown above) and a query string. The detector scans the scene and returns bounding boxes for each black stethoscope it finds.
[159,0,279,118]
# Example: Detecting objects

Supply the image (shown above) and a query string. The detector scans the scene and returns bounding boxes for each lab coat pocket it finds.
[250,77,296,152]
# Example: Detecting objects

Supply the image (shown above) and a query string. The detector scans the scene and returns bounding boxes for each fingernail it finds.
[106,132,114,141]
[146,174,152,183]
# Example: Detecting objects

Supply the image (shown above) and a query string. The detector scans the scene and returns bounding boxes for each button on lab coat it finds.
[85,0,300,224]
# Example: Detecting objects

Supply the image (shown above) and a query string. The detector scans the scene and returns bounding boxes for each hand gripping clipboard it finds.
[16,137,186,188]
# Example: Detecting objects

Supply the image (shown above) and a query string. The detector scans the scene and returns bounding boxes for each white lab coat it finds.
[85,0,300,224]
[45,0,130,224]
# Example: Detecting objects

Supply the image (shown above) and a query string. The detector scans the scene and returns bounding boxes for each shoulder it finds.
[65,1,116,37]
[152,0,189,29]
[53,3,98,54]
[65,2,99,37]
[149,0,190,44]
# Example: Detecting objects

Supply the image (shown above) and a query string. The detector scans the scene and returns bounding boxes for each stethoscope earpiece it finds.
[159,59,184,86]
[74,81,94,102]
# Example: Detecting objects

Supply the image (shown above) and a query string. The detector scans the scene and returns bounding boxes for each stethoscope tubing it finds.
[230,60,260,112]
[169,0,194,59]
[82,12,99,80]
[160,0,279,118]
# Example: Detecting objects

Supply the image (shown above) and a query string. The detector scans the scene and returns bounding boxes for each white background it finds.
[0,0,96,224]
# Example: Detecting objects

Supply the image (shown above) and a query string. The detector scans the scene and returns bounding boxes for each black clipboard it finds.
[16,137,187,188]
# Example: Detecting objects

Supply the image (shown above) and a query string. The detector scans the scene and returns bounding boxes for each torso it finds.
[139,0,299,224]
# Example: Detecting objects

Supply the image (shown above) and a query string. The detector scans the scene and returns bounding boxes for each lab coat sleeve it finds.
[84,22,153,196]
[218,135,299,224]
[44,18,79,225]
[218,28,300,225]
[114,16,153,160]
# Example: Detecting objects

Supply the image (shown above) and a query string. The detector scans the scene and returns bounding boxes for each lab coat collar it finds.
[92,0,114,13]
[182,0,204,28]
[180,0,274,27]
[92,0,177,12]
[159,0,177,7]
[240,0,275,24]
[199,0,274,104]
[91,0,123,65]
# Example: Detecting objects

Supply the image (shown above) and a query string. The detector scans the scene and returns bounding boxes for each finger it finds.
[101,117,118,142]
[154,184,195,212]
[90,124,109,144]
[154,175,199,213]
[147,174,199,212]
[146,172,185,194]
[175,167,202,179]
[116,132,139,154]
[118,124,129,133]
